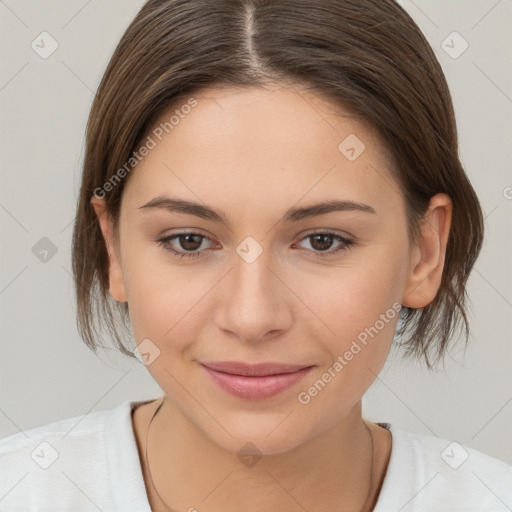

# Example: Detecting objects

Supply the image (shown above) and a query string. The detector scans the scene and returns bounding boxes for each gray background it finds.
[1,0,511,465]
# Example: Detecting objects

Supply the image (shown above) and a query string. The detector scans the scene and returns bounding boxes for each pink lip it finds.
[200,361,314,400]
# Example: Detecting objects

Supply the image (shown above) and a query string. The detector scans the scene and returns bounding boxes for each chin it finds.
[199,411,319,458]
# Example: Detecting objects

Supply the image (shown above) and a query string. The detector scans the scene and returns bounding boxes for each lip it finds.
[200,361,314,400]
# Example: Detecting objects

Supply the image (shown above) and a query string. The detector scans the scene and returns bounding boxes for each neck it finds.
[133,397,389,512]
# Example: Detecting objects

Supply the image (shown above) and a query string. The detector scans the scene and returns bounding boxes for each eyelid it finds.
[157,230,217,248]
[293,230,356,257]
[154,230,219,261]
[299,227,354,240]
[156,229,356,260]
[159,227,354,243]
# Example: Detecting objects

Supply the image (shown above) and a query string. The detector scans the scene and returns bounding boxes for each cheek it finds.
[293,258,403,422]
[122,225,409,358]
[287,243,406,395]
[293,244,406,333]
[121,244,199,345]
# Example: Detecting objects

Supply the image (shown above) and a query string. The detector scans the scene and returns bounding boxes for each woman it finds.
[1,0,510,510]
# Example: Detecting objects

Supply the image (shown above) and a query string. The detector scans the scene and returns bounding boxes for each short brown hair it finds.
[72,0,484,370]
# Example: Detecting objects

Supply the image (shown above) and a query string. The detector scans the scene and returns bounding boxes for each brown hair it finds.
[72,0,484,370]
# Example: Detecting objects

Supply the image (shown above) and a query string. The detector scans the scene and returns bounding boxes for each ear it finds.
[90,196,127,303]
[402,193,453,309]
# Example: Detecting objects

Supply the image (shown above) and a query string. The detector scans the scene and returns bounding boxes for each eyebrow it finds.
[138,195,377,228]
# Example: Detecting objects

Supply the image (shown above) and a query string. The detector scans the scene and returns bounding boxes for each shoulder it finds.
[0,405,111,455]
[0,399,153,512]
[374,422,512,511]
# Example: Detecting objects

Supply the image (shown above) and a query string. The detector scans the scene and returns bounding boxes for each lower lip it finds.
[201,365,313,400]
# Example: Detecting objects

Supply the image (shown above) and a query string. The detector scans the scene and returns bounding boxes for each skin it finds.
[91,83,452,512]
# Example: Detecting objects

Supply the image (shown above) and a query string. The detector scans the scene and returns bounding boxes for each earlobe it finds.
[402,193,452,309]
[90,196,128,303]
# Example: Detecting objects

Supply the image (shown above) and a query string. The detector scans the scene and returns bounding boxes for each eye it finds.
[157,232,215,259]
[293,231,356,258]
[156,230,356,260]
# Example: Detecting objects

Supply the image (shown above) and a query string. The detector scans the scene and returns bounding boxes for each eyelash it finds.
[156,230,356,260]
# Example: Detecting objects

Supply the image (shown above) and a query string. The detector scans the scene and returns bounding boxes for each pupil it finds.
[311,234,332,251]
[180,234,202,251]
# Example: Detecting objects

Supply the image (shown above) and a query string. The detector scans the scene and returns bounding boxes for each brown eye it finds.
[177,234,203,251]
[309,234,335,251]
[157,232,214,259]
[295,231,356,258]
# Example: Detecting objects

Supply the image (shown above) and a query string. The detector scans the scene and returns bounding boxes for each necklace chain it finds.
[144,397,375,512]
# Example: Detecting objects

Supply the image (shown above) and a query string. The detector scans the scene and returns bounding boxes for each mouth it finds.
[200,361,315,400]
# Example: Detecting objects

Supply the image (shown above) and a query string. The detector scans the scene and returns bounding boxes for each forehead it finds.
[122,84,401,218]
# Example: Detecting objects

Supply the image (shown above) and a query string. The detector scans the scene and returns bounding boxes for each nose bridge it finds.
[232,249,273,301]
[214,244,291,342]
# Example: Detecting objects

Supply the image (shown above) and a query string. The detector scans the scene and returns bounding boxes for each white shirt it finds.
[1,398,511,511]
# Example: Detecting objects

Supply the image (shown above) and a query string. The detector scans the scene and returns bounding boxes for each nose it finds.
[213,246,293,344]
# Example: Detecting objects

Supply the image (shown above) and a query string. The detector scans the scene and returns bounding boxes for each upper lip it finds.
[201,361,313,377]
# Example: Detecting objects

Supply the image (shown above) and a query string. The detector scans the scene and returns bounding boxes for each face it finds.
[92,83,451,455]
